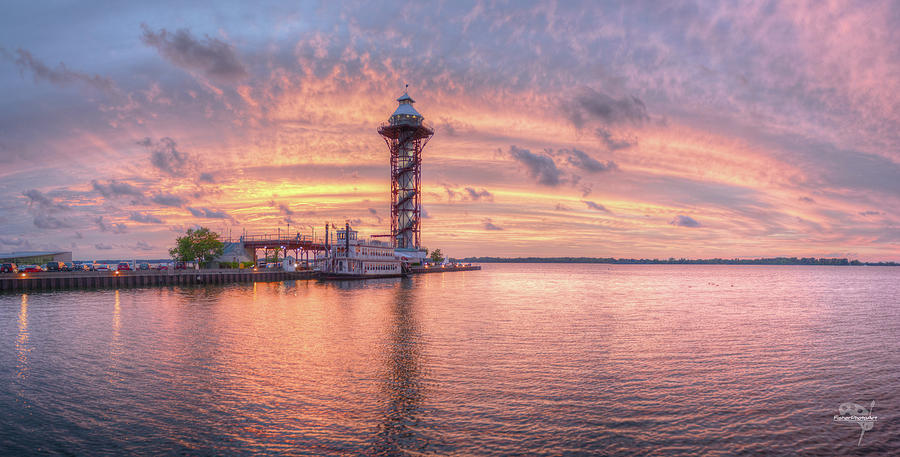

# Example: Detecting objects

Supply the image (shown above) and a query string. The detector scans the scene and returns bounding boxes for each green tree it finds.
[429,248,444,264]
[169,227,225,268]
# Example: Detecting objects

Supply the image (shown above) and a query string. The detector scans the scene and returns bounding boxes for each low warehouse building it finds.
[0,251,73,265]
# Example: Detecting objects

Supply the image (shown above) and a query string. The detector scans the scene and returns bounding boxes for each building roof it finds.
[213,242,253,263]
[391,103,422,118]
[390,92,422,119]
[0,251,72,261]
[0,251,69,257]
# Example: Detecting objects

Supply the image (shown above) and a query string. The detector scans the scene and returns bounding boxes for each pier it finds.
[236,233,328,265]
[0,265,481,292]
[0,269,316,292]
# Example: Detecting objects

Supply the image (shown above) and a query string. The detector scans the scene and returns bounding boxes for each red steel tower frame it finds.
[378,92,433,250]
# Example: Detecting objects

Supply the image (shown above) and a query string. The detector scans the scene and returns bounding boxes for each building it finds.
[210,242,254,267]
[0,251,73,265]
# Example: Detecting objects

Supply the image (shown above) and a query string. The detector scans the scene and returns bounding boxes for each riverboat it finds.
[318,223,406,279]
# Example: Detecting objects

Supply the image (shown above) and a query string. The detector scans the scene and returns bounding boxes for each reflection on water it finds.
[0,265,898,455]
[113,289,121,334]
[111,290,122,356]
[16,293,29,381]
[372,278,428,455]
[105,290,124,386]
[322,277,401,291]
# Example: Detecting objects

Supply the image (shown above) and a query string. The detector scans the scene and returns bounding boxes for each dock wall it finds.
[0,269,316,293]
[1,264,482,292]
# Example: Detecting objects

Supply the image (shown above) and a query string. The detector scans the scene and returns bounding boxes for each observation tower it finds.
[378,89,434,251]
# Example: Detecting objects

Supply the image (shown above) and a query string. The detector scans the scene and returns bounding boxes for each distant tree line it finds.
[453,256,899,266]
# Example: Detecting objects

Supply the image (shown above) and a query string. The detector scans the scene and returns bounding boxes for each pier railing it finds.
[227,234,326,245]
[0,269,319,292]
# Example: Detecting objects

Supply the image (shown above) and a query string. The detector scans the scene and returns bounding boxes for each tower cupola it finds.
[389,92,423,126]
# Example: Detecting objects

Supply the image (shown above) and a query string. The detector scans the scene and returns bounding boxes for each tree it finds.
[429,248,444,264]
[169,227,225,268]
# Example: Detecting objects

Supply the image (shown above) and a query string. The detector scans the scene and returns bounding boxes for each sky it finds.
[1,0,899,261]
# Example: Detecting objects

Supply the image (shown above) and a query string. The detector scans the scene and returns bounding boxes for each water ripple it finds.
[0,265,898,455]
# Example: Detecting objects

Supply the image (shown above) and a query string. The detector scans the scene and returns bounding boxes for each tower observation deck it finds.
[377,91,434,250]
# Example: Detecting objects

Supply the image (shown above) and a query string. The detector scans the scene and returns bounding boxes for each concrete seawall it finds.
[0,269,317,292]
[1,265,481,292]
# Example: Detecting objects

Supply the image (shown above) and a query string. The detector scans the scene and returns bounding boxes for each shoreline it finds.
[456,258,899,266]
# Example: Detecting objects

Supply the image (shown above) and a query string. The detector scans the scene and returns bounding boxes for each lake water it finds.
[1,264,898,455]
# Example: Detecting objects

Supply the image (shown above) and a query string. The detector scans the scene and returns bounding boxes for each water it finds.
[1,264,898,455]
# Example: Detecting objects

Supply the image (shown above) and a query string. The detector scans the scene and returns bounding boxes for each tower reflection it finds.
[371,278,430,455]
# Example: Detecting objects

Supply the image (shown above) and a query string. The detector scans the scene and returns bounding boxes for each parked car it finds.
[62,262,76,272]
[1,263,17,273]
[138,263,150,270]
[157,264,169,270]
[45,261,64,272]
[94,264,110,271]
[117,262,132,271]
[174,261,187,270]
[21,265,43,273]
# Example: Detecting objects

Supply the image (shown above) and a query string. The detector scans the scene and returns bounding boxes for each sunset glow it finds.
[2,1,898,260]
